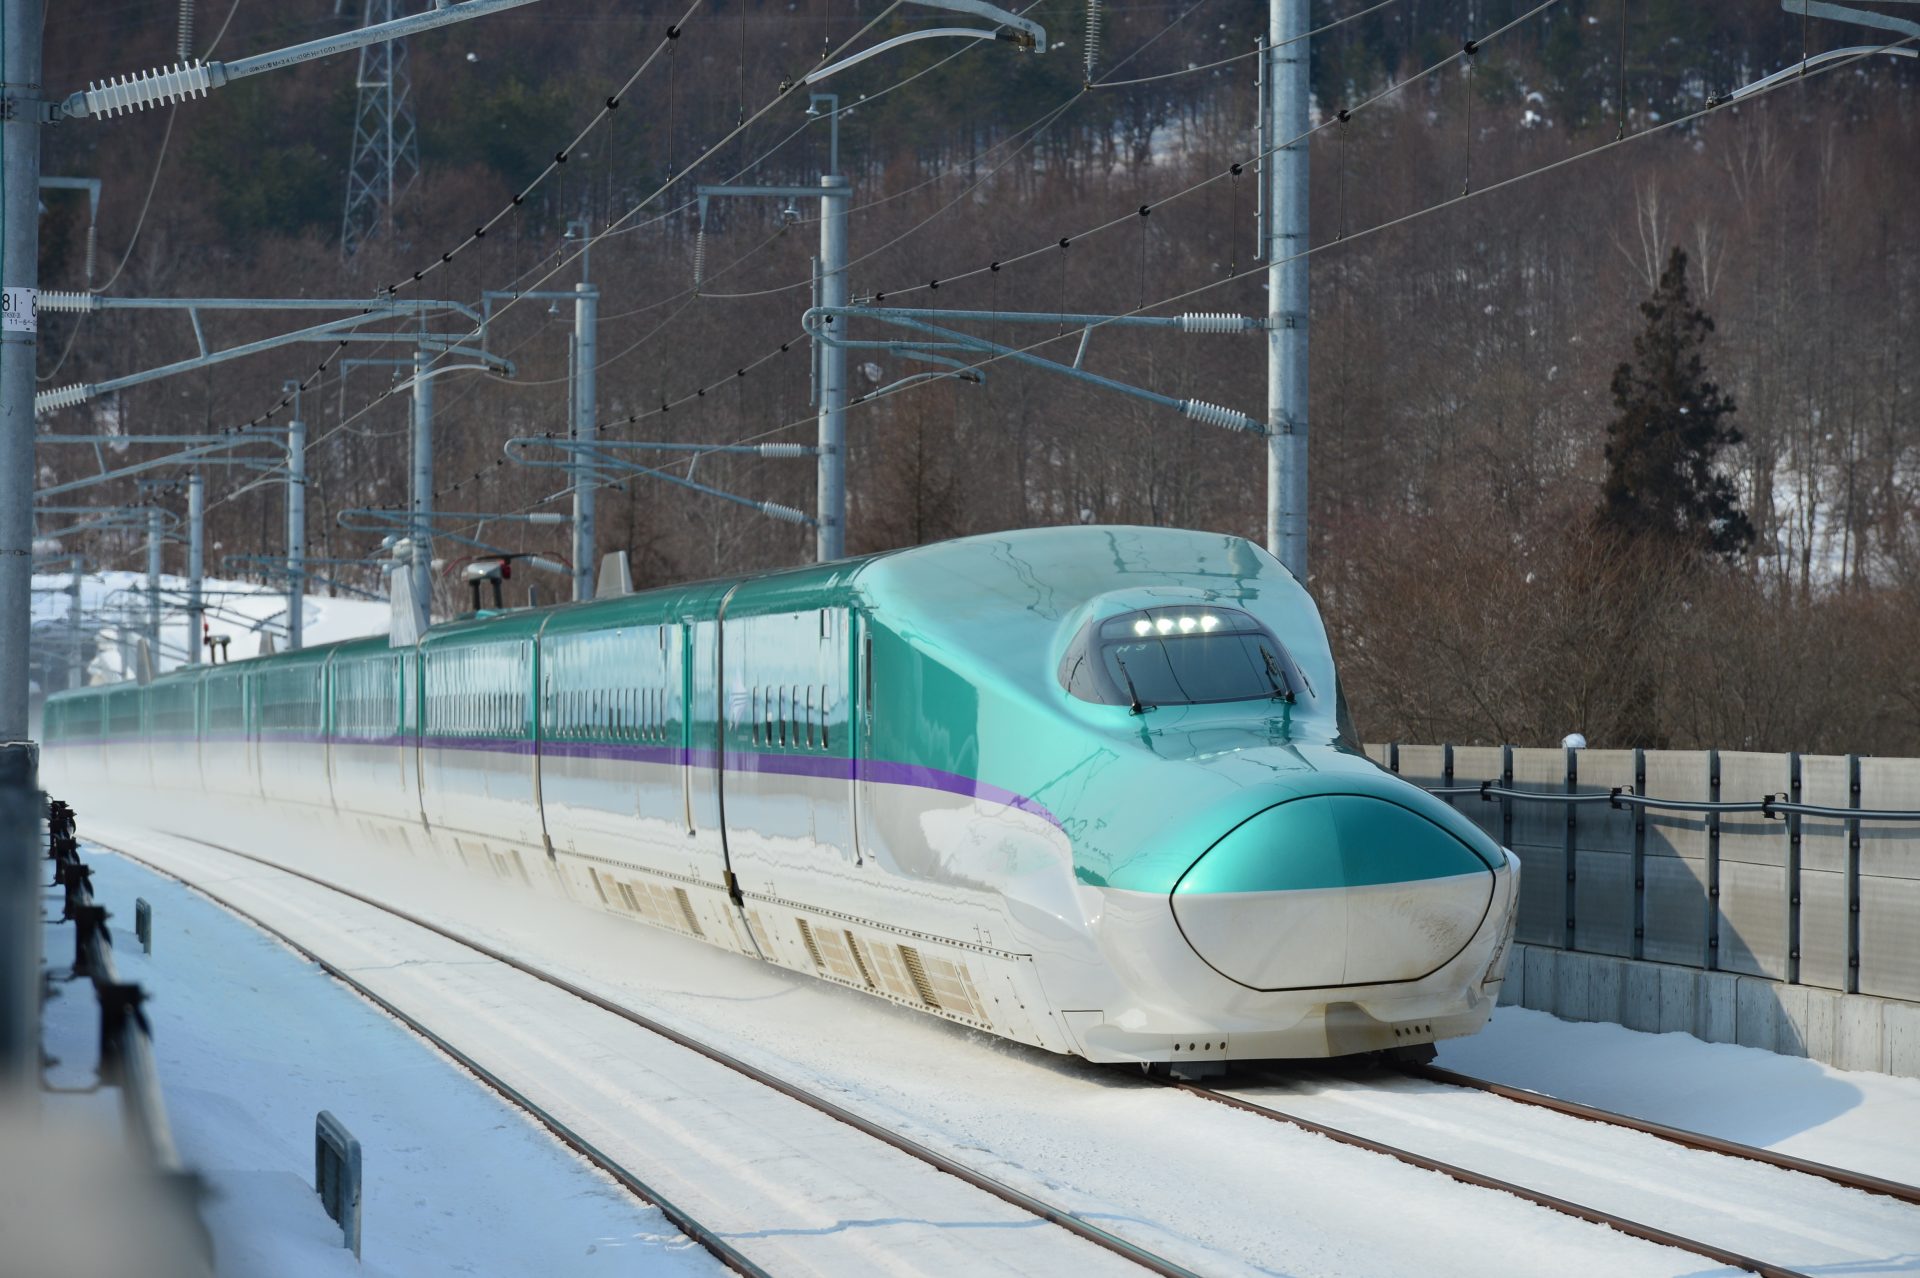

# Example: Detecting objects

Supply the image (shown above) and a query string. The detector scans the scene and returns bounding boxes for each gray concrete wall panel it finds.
[1860,874,1920,1001]
[1717,751,1790,979]
[1720,859,1790,979]
[1393,744,1448,790]
[1657,961,1698,1036]
[1572,749,1636,956]
[1798,754,1852,874]
[1513,846,1566,948]
[1505,943,1920,1079]
[1795,866,1848,991]
[1859,758,1920,878]
[1503,748,1568,948]
[1642,852,1708,967]
[1857,760,1920,1000]
[1699,970,1738,1043]
[1447,745,1508,848]
[1571,749,1636,853]
[1508,747,1567,848]
[1621,959,1661,1033]
[1573,848,1634,956]
[1887,1001,1920,1078]
[1640,750,1710,965]
[1643,749,1711,858]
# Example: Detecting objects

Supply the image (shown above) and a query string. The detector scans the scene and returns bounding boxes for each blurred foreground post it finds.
[0,741,36,1088]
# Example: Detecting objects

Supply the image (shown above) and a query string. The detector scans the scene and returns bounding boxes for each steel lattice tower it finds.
[340,0,420,256]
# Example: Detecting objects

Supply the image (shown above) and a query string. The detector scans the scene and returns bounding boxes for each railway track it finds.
[1401,1062,1920,1207]
[100,832,1202,1278]
[100,829,1917,1278]
[1164,1077,1813,1278]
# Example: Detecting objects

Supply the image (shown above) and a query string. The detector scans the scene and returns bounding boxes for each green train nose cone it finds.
[1170,794,1497,991]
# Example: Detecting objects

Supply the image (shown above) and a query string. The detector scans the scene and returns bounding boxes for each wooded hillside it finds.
[36,0,1920,751]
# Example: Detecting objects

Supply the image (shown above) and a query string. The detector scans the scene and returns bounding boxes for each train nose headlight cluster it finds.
[1170,796,1499,992]
[1130,614,1221,637]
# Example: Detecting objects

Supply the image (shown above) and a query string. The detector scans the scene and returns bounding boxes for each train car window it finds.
[1058,607,1309,710]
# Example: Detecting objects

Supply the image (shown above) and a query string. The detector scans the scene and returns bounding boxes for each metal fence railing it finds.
[46,800,206,1240]
[1370,745,1920,1001]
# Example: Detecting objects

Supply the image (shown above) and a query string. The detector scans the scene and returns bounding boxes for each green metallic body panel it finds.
[45,525,1503,901]
[1173,794,1496,895]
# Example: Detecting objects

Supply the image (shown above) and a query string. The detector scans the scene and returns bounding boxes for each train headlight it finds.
[1133,619,1152,636]
[1155,618,1175,634]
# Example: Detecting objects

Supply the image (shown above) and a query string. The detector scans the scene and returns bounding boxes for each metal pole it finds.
[1265,0,1309,578]
[0,739,33,1090]
[816,175,850,561]
[286,382,306,649]
[0,0,44,741]
[146,505,163,659]
[3,54,45,1069]
[187,470,204,664]
[68,555,82,689]
[571,281,597,600]
[410,346,433,635]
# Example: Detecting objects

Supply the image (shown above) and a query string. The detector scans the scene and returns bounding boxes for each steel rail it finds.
[97,840,773,1278]
[1164,1078,1812,1278]
[104,833,1203,1278]
[1401,1062,1920,1207]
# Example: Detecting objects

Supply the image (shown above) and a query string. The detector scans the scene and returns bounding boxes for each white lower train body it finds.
[50,734,1518,1067]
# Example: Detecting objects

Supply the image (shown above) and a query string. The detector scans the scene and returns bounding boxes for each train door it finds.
[404,648,428,829]
[852,610,875,867]
[243,670,263,799]
[531,614,554,858]
[687,609,729,882]
[678,619,696,836]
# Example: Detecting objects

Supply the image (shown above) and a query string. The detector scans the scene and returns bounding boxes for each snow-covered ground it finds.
[1438,1007,1920,1186]
[80,818,1920,1277]
[61,848,719,1278]
[31,569,390,687]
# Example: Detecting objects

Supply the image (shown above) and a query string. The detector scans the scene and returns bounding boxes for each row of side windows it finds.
[542,626,677,744]
[425,643,530,737]
[334,658,399,739]
[260,668,324,733]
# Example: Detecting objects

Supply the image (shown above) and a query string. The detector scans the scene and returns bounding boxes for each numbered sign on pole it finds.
[1,287,36,333]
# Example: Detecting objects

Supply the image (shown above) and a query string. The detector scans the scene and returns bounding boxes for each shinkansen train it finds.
[42,526,1519,1068]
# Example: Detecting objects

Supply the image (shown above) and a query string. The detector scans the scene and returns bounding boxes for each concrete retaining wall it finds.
[1499,942,1920,1080]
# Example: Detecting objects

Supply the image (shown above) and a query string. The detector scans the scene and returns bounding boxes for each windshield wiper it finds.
[1259,646,1296,703]
[1113,654,1153,716]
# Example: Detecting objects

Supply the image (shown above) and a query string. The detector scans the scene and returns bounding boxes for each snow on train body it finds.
[43,526,1519,1066]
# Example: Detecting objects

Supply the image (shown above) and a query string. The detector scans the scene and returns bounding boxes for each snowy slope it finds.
[31,569,390,685]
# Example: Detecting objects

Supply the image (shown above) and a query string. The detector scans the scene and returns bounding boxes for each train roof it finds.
[47,526,1316,698]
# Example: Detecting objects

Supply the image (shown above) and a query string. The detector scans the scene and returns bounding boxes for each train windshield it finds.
[1059,607,1307,710]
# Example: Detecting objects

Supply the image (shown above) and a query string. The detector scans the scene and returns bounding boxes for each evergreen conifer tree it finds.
[1598,247,1754,557]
